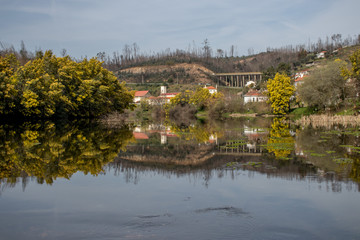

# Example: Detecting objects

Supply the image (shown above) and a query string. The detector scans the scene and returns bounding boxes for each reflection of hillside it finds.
[111,153,357,192]
[119,144,217,166]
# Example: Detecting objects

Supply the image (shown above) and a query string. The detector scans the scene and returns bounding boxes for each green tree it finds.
[276,62,291,76]
[263,63,291,82]
[298,60,346,110]
[266,73,294,115]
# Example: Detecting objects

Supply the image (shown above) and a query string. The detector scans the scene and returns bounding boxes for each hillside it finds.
[117,63,216,85]
[118,44,360,87]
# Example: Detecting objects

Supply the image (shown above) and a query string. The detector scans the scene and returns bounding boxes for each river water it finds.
[0,118,360,240]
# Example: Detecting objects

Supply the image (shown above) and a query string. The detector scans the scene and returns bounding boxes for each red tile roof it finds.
[245,90,264,97]
[160,92,179,96]
[206,86,216,89]
[133,132,149,140]
[295,76,306,82]
[134,91,149,97]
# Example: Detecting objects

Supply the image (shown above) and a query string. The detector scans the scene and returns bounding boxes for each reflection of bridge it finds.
[215,72,263,87]
[219,140,264,155]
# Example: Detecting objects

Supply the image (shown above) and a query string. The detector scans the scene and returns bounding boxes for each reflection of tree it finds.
[169,121,223,143]
[267,117,294,159]
[0,122,133,187]
[351,157,360,185]
[295,127,359,180]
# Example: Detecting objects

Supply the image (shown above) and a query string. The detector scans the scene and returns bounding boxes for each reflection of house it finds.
[205,85,217,94]
[244,90,267,103]
[295,143,304,156]
[133,132,149,140]
[160,132,178,144]
[208,134,218,144]
[244,126,268,142]
[134,91,151,104]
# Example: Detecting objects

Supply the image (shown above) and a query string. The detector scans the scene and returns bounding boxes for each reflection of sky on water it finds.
[1,169,360,240]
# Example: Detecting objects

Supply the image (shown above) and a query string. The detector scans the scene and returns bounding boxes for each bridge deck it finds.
[215,72,263,88]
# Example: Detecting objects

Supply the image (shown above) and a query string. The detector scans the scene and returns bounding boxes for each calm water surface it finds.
[1,118,360,240]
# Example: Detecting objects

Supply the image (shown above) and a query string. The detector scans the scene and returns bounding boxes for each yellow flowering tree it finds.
[341,49,360,107]
[266,73,294,115]
[1,50,135,118]
[189,87,211,110]
[0,54,19,115]
[170,90,193,106]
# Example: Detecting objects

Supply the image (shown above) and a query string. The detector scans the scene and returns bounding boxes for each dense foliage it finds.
[0,51,134,118]
[266,73,294,115]
[298,60,346,110]
[170,87,223,110]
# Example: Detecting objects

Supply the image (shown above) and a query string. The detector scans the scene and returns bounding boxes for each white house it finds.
[204,85,217,94]
[134,90,151,103]
[294,76,305,88]
[245,81,256,87]
[244,90,267,103]
[148,86,180,105]
[316,51,327,59]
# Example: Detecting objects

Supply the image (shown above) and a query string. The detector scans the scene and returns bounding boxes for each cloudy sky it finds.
[1,0,359,58]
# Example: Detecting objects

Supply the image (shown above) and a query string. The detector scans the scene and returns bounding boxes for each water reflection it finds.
[295,126,360,186]
[266,117,295,159]
[0,121,133,190]
[1,118,360,192]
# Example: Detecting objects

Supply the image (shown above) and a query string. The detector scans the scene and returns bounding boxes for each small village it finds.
[132,69,311,105]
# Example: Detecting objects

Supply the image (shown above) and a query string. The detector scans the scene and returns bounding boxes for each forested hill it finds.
[115,50,304,85]
[116,44,360,85]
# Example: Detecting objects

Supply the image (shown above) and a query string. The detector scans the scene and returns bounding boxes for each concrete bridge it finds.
[215,72,263,87]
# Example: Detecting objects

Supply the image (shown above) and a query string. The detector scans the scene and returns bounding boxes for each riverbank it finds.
[295,114,360,127]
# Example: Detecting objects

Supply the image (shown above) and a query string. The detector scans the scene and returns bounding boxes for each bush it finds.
[245,102,271,115]
[208,99,226,119]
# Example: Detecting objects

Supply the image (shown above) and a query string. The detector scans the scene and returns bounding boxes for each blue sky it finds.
[1,0,359,58]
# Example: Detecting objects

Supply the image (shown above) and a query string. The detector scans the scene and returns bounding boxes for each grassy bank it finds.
[295,114,360,127]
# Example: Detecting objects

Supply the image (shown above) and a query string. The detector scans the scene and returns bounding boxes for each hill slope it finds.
[118,63,216,84]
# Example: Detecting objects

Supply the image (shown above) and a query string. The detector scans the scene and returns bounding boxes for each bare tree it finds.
[61,48,67,57]
[229,45,235,57]
[202,39,212,59]
[216,49,224,58]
